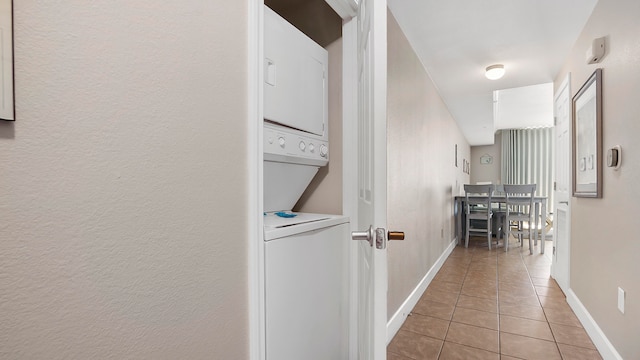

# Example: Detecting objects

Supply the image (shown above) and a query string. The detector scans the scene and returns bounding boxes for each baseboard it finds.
[566,289,623,360]
[386,238,457,344]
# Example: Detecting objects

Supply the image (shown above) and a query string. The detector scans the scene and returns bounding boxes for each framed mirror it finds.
[0,0,14,121]
[572,68,602,198]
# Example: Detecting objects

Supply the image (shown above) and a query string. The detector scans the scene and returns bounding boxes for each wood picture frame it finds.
[572,68,602,198]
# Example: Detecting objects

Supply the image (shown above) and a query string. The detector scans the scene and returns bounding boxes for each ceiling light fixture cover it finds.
[485,64,505,80]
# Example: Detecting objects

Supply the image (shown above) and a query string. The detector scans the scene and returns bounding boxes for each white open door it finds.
[552,74,571,294]
[349,0,389,358]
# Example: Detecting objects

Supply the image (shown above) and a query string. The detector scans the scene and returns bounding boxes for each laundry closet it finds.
[261,1,349,359]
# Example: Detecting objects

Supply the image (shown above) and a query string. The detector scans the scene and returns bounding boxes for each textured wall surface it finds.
[386,10,470,319]
[554,0,640,358]
[0,2,249,359]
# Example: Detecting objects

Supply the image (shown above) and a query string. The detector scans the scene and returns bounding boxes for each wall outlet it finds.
[618,287,625,314]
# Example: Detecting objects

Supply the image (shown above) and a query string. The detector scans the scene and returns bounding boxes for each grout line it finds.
[437,246,472,359]
[402,239,600,359]
[516,237,566,358]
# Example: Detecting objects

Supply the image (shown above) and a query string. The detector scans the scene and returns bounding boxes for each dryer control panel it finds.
[264,123,328,167]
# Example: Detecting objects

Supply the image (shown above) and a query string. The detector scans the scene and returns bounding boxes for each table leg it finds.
[534,202,540,247]
[540,199,546,254]
[455,198,462,246]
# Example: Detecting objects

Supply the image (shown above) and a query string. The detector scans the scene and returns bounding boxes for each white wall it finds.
[470,132,502,184]
[386,10,470,319]
[555,0,640,358]
[0,2,250,358]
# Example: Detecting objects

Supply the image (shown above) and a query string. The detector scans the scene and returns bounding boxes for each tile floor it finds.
[387,236,603,360]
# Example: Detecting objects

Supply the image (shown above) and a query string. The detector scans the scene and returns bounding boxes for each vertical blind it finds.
[501,128,555,214]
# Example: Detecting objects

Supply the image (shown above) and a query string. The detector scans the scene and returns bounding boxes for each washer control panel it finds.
[264,123,329,166]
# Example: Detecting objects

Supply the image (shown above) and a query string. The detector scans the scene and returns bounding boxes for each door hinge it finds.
[554,181,557,190]
[553,246,556,255]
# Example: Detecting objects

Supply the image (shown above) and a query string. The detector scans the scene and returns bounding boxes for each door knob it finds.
[352,227,405,249]
[352,225,374,247]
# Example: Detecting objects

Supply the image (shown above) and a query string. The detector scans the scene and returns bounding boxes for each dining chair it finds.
[463,184,494,249]
[503,184,537,254]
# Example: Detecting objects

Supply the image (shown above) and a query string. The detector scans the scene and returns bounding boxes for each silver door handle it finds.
[352,226,404,249]
[559,201,569,205]
[352,225,374,247]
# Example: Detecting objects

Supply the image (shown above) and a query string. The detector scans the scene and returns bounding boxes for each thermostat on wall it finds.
[607,145,621,170]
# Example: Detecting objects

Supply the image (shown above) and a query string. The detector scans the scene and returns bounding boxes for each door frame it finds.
[341,16,360,360]
[248,1,265,359]
[551,73,571,294]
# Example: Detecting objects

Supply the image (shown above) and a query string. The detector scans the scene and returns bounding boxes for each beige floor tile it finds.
[412,298,455,320]
[530,276,560,288]
[528,268,551,278]
[429,279,463,294]
[498,274,531,285]
[499,303,546,321]
[499,283,537,298]
[557,343,603,360]
[500,315,554,341]
[401,313,450,340]
[387,351,414,360]
[422,287,460,305]
[500,332,561,360]
[498,292,540,307]
[549,322,596,349]
[452,307,499,330]
[534,285,565,298]
[463,281,498,293]
[456,294,498,313]
[387,330,443,359]
[389,242,602,360]
[461,284,498,300]
[439,341,500,360]
[445,322,499,353]
[537,295,571,310]
[543,306,582,327]
[439,266,469,278]
[434,271,467,284]
[465,273,498,284]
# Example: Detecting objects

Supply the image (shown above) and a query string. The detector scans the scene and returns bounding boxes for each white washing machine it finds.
[264,213,349,360]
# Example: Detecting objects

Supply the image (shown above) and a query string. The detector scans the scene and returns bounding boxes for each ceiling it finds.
[387,0,598,145]
[265,0,599,146]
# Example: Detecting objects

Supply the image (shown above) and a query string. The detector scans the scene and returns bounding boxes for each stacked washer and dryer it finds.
[262,6,350,360]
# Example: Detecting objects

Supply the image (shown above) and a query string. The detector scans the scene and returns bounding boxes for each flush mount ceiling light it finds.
[485,64,505,80]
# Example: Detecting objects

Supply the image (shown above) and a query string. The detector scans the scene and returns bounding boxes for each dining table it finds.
[454,194,548,254]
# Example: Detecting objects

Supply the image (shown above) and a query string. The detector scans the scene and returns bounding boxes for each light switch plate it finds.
[618,287,625,314]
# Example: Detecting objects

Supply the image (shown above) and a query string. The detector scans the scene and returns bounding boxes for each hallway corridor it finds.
[387,238,603,359]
